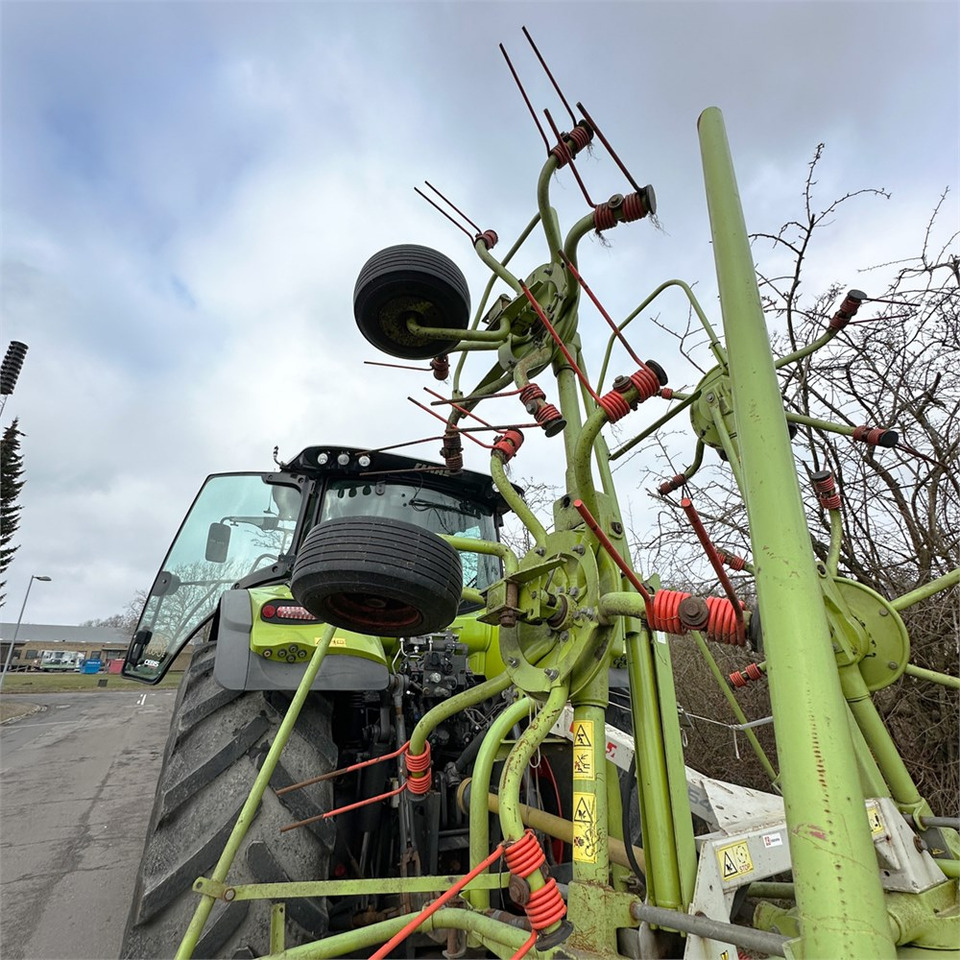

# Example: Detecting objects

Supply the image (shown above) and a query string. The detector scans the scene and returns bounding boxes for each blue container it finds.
[82,660,103,674]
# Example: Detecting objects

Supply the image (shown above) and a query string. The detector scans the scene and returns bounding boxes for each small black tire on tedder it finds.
[353,243,471,359]
[291,516,463,637]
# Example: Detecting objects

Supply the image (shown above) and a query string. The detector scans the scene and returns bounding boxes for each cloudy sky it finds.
[2,0,957,626]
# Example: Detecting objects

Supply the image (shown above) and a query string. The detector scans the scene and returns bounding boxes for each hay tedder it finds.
[121,31,959,960]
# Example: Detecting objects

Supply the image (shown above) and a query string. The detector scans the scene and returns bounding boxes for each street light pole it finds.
[0,574,52,692]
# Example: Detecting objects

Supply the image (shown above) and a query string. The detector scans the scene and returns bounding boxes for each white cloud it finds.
[1,2,956,624]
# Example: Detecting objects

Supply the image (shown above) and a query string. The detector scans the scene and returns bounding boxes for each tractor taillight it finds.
[260,603,320,623]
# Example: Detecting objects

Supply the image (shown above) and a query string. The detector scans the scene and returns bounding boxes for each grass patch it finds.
[0,672,183,694]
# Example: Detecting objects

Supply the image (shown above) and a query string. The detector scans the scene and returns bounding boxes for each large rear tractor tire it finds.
[121,644,337,959]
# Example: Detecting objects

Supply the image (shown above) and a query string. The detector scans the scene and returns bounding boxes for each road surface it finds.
[0,690,175,960]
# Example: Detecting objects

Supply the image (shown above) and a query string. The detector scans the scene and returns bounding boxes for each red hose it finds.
[367,842,506,960]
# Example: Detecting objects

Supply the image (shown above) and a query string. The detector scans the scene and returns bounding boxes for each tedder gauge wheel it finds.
[354,243,471,359]
[291,516,463,637]
[120,644,337,959]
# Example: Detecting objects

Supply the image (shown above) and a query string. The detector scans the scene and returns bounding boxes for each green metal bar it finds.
[840,665,930,817]
[490,454,548,547]
[609,392,699,461]
[844,700,891,801]
[650,626,698,905]
[409,670,514,756]
[621,609,684,910]
[196,872,510,901]
[775,326,844,369]
[269,903,285,955]
[690,629,779,784]
[536,157,564,256]
[406,317,505,343]
[784,410,865,438]
[498,682,569,927]
[175,624,338,960]
[891,568,960,611]
[266,906,530,960]
[557,363,589,496]
[443,535,519,577]
[708,398,746,492]
[474,238,524,295]
[595,278,728,390]
[698,106,896,959]
[467,695,534,909]
[903,663,960,689]
[454,213,542,391]
[825,508,843,576]
[498,684,569,840]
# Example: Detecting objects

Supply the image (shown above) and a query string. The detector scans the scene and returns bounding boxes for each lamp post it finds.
[0,575,52,692]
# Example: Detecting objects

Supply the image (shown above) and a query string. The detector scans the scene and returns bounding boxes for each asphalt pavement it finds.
[0,690,176,960]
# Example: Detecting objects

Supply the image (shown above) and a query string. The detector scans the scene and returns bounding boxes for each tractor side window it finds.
[125,474,302,681]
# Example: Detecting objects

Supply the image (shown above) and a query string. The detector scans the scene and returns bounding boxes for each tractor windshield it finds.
[123,474,302,682]
[320,479,501,592]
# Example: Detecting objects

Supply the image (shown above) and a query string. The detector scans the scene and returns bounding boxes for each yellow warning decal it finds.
[866,802,885,837]
[329,637,347,647]
[572,791,598,863]
[572,721,595,780]
[716,840,754,881]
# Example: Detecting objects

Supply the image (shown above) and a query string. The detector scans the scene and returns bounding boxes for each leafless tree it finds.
[632,147,959,812]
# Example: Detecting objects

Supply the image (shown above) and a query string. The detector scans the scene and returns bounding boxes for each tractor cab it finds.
[122,446,511,685]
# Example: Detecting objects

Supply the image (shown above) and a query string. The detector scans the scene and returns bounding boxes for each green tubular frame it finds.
[698,107,896,957]
[172,100,959,960]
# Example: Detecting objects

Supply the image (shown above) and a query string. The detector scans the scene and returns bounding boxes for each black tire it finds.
[121,644,337,959]
[291,517,463,637]
[354,244,471,360]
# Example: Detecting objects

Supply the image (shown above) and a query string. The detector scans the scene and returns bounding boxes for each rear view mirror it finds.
[205,522,231,563]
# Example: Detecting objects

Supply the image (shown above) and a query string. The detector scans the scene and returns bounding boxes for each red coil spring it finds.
[440,430,463,472]
[504,829,545,877]
[525,879,566,930]
[519,383,546,410]
[404,742,432,796]
[535,403,563,429]
[648,589,690,634]
[730,662,764,688]
[504,830,567,934]
[620,191,649,223]
[852,424,897,448]
[593,202,618,232]
[549,123,592,168]
[717,549,747,571]
[476,229,498,250]
[659,474,687,495]
[660,387,674,400]
[628,366,660,402]
[813,473,842,511]
[828,289,865,331]
[598,389,631,422]
[598,367,660,423]
[493,429,524,462]
[705,596,744,646]
[430,354,450,381]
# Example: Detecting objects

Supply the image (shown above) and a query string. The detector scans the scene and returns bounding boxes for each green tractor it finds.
[120,446,530,957]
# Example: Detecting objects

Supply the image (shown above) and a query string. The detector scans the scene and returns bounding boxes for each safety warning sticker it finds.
[866,802,886,838]
[716,840,754,881]
[572,791,598,863]
[572,721,595,780]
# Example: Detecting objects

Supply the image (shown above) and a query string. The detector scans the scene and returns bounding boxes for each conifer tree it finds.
[0,418,25,607]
